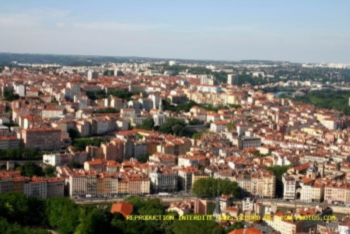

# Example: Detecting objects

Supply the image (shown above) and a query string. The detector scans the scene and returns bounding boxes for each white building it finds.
[282,175,297,200]
[242,197,255,212]
[169,60,177,66]
[149,168,178,192]
[43,154,61,166]
[14,84,26,97]
[210,121,229,132]
[153,99,166,127]
[200,74,216,85]
[227,74,238,85]
[87,70,99,80]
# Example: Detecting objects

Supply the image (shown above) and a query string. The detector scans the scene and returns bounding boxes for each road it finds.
[74,195,203,205]
[74,196,350,214]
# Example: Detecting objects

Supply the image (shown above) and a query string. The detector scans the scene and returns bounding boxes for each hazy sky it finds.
[0,0,349,63]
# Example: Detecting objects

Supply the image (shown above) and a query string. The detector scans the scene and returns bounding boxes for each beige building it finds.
[22,128,61,150]
[251,171,276,198]
[101,139,124,161]
[324,181,350,204]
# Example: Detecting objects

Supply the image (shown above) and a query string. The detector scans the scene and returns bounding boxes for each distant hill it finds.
[0,52,289,66]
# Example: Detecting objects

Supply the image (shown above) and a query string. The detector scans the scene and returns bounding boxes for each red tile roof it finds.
[110,202,133,217]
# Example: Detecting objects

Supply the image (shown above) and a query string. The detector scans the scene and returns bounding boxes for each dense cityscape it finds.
[0,57,350,234]
[1,0,350,233]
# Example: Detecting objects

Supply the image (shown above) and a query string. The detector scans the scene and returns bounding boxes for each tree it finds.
[140,117,155,130]
[75,207,111,234]
[192,132,202,139]
[72,137,109,151]
[192,178,241,199]
[46,197,80,234]
[227,122,235,131]
[188,118,203,125]
[43,165,55,177]
[19,162,44,177]
[138,155,149,163]
[93,108,117,114]
[3,89,19,101]
[159,118,187,136]
[173,217,224,234]
[68,129,79,140]
[108,89,133,101]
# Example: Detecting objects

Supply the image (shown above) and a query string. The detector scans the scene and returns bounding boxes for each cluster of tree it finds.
[72,137,110,151]
[108,89,133,101]
[87,88,133,101]
[93,108,118,114]
[158,118,188,137]
[0,148,42,160]
[191,132,202,139]
[3,89,19,101]
[15,162,55,177]
[265,165,292,198]
[192,178,241,198]
[0,192,248,234]
[162,99,197,113]
[86,90,107,100]
[227,122,235,131]
[188,118,204,125]
[139,117,155,130]
[293,90,350,116]
[137,155,149,163]
[200,104,229,112]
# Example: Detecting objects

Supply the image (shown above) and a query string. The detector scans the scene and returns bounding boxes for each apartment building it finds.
[238,136,261,149]
[282,175,297,200]
[210,121,229,132]
[101,139,124,161]
[324,181,350,204]
[76,120,91,137]
[251,171,276,198]
[64,168,150,197]
[0,136,20,149]
[42,107,66,118]
[22,128,61,150]
[149,167,178,192]
[148,153,177,166]
[178,167,198,192]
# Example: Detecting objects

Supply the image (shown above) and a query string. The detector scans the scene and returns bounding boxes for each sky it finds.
[0,0,349,63]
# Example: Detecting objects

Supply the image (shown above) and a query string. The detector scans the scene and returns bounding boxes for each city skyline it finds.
[0,0,350,64]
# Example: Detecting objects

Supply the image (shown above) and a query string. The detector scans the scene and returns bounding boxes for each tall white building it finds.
[14,84,26,97]
[200,74,216,85]
[87,70,99,80]
[227,74,238,85]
